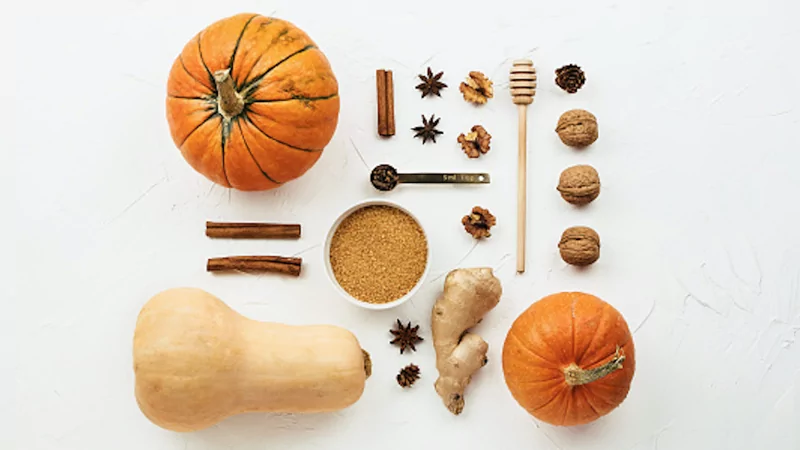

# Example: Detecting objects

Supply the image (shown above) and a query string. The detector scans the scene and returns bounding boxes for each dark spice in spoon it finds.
[371,164,400,191]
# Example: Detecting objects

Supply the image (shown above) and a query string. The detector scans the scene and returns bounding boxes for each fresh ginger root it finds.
[432,268,502,414]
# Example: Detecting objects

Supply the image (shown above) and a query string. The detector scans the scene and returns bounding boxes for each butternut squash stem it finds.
[362,350,372,378]
[213,69,244,118]
[563,347,625,386]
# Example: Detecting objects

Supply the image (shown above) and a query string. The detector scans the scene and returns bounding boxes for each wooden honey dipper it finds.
[509,59,537,273]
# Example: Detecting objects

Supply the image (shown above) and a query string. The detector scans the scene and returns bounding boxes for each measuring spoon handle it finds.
[398,173,491,184]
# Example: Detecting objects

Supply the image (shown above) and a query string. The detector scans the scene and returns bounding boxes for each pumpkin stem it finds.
[563,346,626,386]
[213,69,244,118]
[362,350,372,379]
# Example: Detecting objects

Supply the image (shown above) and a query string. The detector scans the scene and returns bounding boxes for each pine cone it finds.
[555,64,586,94]
[397,364,421,388]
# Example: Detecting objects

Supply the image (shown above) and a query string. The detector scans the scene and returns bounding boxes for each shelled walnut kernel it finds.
[459,71,494,104]
[457,125,491,158]
[462,207,496,239]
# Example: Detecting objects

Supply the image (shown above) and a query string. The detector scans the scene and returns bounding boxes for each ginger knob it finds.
[432,268,502,414]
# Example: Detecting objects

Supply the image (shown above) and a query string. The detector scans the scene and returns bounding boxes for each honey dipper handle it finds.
[517,104,527,274]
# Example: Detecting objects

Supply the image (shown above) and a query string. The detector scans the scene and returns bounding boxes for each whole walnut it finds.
[556,109,598,148]
[558,226,600,266]
[557,165,600,205]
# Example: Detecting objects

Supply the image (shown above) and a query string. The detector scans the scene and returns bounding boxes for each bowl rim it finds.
[323,198,431,311]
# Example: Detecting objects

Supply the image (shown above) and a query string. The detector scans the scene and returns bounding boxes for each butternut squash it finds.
[133,288,371,432]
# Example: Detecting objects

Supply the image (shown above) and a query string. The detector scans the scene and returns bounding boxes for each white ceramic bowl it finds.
[323,199,431,310]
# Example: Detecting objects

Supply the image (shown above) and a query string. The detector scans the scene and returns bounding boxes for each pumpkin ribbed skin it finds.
[166,13,339,191]
[502,292,635,426]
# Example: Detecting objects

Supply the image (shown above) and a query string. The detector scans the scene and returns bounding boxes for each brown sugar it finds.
[329,205,428,304]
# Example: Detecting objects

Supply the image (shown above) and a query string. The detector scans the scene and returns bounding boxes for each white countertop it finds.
[8,0,799,448]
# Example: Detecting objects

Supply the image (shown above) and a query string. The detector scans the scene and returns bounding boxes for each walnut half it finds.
[457,125,492,158]
[462,206,496,239]
[459,71,494,105]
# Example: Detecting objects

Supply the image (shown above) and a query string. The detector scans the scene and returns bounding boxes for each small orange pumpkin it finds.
[502,292,635,426]
[166,13,339,191]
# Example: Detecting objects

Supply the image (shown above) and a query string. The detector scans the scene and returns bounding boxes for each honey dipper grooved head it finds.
[510,60,537,105]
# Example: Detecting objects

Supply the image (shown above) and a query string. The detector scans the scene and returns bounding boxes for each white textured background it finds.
[7,0,800,449]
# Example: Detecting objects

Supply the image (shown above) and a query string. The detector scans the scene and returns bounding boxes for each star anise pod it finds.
[555,64,586,94]
[397,364,421,388]
[416,67,447,98]
[462,206,496,239]
[412,114,443,144]
[390,319,423,354]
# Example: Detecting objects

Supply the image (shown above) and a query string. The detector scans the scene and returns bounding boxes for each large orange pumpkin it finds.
[502,292,635,426]
[166,13,339,190]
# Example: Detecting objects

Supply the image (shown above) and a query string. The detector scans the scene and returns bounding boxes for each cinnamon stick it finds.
[376,69,395,137]
[385,70,395,135]
[377,70,387,136]
[206,221,301,239]
[207,256,302,276]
